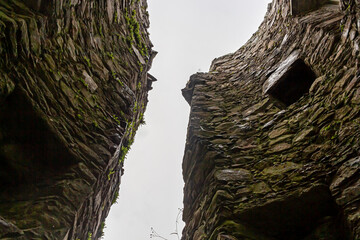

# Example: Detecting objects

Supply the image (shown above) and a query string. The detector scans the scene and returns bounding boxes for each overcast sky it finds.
[104,1,270,239]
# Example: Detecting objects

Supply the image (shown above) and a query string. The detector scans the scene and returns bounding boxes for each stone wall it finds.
[0,0,155,239]
[182,0,360,239]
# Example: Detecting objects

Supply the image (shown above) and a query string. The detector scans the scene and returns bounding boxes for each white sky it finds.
[104,1,270,239]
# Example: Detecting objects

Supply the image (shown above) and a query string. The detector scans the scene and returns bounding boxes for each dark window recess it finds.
[236,184,347,240]
[291,0,335,15]
[0,86,77,196]
[20,0,54,15]
[263,50,316,107]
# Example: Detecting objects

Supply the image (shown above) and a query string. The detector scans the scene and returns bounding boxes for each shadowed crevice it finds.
[0,86,77,196]
[236,185,348,240]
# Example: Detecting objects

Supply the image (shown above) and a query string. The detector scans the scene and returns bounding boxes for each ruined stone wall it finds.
[182,0,360,239]
[0,0,155,239]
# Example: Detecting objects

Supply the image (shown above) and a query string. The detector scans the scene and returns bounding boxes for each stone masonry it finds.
[0,0,155,239]
[182,0,360,239]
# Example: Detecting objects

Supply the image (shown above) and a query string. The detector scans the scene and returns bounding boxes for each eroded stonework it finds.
[182,0,360,239]
[0,0,155,239]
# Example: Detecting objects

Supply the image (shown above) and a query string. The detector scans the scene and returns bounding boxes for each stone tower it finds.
[0,0,155,239]
[182,0,360,239]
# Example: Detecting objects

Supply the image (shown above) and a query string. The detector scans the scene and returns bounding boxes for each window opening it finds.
[291,0,339,15]
[263,50,316,107]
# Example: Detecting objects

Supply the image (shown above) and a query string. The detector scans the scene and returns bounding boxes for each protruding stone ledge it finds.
[182,73,210,105]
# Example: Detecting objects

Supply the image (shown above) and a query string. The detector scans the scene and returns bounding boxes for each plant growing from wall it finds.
[83,56,91,67]
[112,190,119,205]
[107,168,115,181]
[119,140,133,164]
[99,222,106,239]
[124,8,148,56]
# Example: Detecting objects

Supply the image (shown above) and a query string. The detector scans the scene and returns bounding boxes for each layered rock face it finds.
[182,0,360,239]
[0,0,155,239]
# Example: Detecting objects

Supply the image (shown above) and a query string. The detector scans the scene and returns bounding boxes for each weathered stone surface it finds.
[182,0,360,239]
[0,0,155,239]
[0,217,24,239]
[215,169,252,182]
